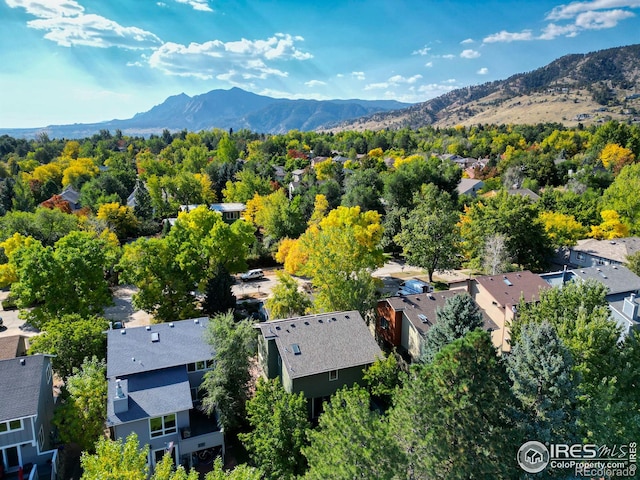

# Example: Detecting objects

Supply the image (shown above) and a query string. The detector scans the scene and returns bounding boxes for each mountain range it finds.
[329,44,640,132]
[0,88,409,139]
[2,44,640,139]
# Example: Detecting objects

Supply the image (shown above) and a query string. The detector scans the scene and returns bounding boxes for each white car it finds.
[240,269,264,282]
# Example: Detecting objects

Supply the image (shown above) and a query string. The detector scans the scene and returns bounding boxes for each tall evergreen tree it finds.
[303,386,401,480]
[420,293,484,363]
[133,178,154,220]
[506,322,579,456]
[391,330,522,479]
[201,266,236,316]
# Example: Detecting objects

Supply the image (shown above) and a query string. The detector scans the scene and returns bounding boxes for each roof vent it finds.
[20,358,25,366]
[331,317,336,321]
[318,319,323,323]
[291,344,301,355]
[290,324,296,328]
[169,322,174,327]
[151,332,160,342]
[146,326,151,331]
[194,318,200,324]
[304,321,309,325]
[345,315,350,319]
[121,329,126,335]
[503,277,513,286]
[418,314,429,324]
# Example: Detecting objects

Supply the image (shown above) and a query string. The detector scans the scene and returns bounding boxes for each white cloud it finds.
[7,0,162,49]
[412,46,431,56]
[364,74,423,90]
[148,34,312,80]
[425,61,433,67]
[157,2,167,7]
[547,0,640,21]
[305,80,326,87]
[351,71,366,80]
[483,30,534,43]
[441,54,456,59]
[461,38,474,44]
[539,23,579,39]
[477,67,489,75]
[174,0,212,12]
[575,8,635,28]
[460,49,480,59]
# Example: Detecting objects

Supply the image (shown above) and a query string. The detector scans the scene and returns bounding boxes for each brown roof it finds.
[474,271,549,308]
[384,290,497,335]
[0,335,27,360]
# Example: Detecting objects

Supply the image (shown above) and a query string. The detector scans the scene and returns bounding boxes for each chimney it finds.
[623,294,638,320]
[113,379,129,413]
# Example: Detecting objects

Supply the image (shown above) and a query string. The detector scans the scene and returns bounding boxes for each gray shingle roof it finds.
[106,366,193,426]
[256,311,382,379]
[0,355,49,422]
[572,237,640,264]
[107,318,212,378]
[384,290,497,335]
[571,265,640,296]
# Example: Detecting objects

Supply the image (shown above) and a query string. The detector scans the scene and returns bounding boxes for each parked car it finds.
[240,269,265,282]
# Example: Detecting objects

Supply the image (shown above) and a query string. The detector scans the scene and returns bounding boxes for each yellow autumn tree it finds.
[96,203,139,241]
[589,210,630,240]
[62,158,99,187]
[539,211,587,248]
[0,233,40,287]
[600,143,635,173]
[314,158,339,181]
[276,206,384,313]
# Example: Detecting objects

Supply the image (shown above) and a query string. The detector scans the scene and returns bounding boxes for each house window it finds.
[597,258,606,265]
[2,446,20,469]
[328,370,338,381]
[576,252,585,261]
[153,446,177,468]
[187,359,214,372]
[0,419,23,434]
[149,414,177,438]
[380,317,389,330]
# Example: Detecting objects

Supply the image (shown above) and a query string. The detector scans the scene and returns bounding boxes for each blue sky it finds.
[1,0,639,128]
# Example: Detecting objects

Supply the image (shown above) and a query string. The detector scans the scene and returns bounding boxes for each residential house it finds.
[0,335,29,360]
[0,354,59,479]
[542,264,640,337]
[456,178,484,197]
[568,237,640,268]
[468,271,550,352]
[106,318,224,472]
[255,311,382,418]
[209,203,246,222]
[376,290,497,362]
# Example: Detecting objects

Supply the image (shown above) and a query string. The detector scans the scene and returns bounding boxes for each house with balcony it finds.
[0,354,59,479]
[376,290,497,362]
[255,311,382,419]
[105,318,223,472]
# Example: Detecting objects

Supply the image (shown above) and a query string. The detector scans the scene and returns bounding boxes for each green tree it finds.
[81,433,148,480]
[506,322,579,451]
[601,162,640,234]
[390,330,521,479]
[201,312,256,431]
[341,168,384,213]
[420,293,484,363]
[201,266,237,316]
[395,184,461,283]
[223,169,272,203]
[205,458,261,480]
[459,190,553,271]
[132,178,154,220]
[54,357,107,452]
[216,134,240,164]
[239,378,310,479]
[252,189,306,242]
[97,202,139,241]
[119,237,198,322]
[265,271,312,319]
[28,314,109,378]
[151,454,198,480]
[626,251,640,276]
[11,231,113,327]
[362,353,404,409]
[303,386,401,480]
